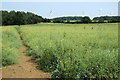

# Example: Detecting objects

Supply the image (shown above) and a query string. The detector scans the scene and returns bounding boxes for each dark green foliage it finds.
[1,10,44,25]
[2,10,120,25]
[26,12,44,24]
[93,16,111,20]
[43,18,51,22]
[52,16,83,21]
[81,16,92,23]
[16,11,27,25]
[93,16,120,23]
[53,20,64,23]
[2,11,9,25]
[52,16,120,24]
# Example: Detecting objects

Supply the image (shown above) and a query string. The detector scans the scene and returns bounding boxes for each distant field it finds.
[1,23,119,78]
[63,20,108,22]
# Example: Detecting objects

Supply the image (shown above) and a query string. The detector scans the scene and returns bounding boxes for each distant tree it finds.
[0,11,1,25]
[43,18,51,22]
[8,11,17,25]
[16,11,27,25]
[53,20,64,23]
[52,16,83,21]
[93,16,120,23]
[2,11,9,25]
[81,16,92,23]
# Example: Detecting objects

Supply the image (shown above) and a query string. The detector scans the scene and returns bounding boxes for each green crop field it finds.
[1,23,119,78]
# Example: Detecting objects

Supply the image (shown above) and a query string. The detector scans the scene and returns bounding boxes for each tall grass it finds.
[1,27,20,66]
[20,23,118,78]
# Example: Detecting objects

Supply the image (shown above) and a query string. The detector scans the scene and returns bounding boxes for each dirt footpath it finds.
[2,33,51,78]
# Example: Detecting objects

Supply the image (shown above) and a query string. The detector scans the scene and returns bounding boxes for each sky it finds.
[2,2,118,19]
[2,0,119,2]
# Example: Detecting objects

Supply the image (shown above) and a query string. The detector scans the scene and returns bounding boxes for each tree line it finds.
[1,10,50,25]
[1,10,120,25]
[52,16,120,23]
[52,16,92,23]
[52,16,83,21]
[93,16,120,23]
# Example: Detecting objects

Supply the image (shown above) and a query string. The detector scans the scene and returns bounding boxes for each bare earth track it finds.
[2,33,51,78]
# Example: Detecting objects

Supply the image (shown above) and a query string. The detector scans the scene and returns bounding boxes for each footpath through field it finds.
[2,30,51,78]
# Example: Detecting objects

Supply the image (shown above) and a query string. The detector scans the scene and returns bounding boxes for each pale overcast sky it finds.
[2,0,119,2]
[1,1,119,19]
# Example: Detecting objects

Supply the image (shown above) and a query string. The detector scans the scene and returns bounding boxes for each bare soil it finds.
[2,34,51,78]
